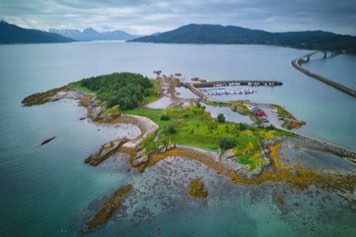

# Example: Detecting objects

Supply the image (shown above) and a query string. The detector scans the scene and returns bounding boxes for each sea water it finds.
[0,42,355,236]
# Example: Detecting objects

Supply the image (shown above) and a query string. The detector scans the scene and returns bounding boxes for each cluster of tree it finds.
[80,72,153,110]
[238,123,249,131]
[217,113,225,123]
[167,125,176,134]
[160,115,171,121]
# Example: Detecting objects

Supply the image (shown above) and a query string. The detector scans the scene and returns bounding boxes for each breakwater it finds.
[293,132,356,163]
[193,80,283,88]
[183,83,209,100]
[292,54,356,98]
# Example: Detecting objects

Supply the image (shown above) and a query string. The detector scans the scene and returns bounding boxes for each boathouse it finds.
[252,107,266,117]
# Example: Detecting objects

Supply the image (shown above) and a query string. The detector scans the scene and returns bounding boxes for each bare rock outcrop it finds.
[21,86,69,106]
[84,139,127,166]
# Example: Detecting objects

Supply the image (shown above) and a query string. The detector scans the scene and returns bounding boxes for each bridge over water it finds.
[292,51,356,98]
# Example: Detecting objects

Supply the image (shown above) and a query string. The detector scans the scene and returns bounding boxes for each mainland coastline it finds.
[22,70,356,232]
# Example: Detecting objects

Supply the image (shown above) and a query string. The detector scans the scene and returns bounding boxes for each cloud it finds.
[1,0,355,35]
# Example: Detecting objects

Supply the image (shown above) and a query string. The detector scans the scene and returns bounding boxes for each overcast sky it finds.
[1,0,355,35]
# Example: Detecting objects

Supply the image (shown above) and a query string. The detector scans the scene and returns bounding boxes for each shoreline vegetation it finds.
[22,71,356,231]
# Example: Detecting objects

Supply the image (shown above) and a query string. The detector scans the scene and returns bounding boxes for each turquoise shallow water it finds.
[0,42,355,236]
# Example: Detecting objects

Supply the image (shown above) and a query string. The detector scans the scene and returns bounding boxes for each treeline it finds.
[80,72,153,110]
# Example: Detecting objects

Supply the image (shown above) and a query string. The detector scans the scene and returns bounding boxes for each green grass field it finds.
[124,105,294,171]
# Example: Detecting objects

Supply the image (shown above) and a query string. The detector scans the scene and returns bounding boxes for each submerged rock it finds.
[84,139,127,166]
[41,136,56,145]
[188,178,208,200]
[83,184,132,232]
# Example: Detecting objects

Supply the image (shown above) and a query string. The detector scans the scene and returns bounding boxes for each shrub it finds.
[167,125,176,134]
[217,113,225,123]
[239,123,248,131]
[160,115,170,121]
[266,124,275,130]
[219,137,236,150]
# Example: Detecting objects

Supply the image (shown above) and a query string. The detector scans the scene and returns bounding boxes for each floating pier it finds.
[200,88,255,96]
[193,80,283,88]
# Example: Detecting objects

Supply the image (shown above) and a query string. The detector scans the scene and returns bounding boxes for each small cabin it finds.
[252,107,266,117]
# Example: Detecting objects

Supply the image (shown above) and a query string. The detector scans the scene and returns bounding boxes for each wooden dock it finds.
[192,80,283,88]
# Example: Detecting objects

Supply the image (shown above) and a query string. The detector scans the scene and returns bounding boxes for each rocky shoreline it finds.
[84,139,127,166]
[21,77,355,173]
[288,136,356,164]
[22,74,356,231]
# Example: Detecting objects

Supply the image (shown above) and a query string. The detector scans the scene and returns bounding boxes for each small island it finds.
[22,71,356,231]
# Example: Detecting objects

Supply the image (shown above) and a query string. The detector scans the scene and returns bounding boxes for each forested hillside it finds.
[130,24,356,53]
[0,20,73,44]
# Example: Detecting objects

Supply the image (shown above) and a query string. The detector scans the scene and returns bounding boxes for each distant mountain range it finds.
[129,24,356,53]
[2,21,355,52]
[49,28,140,41]
[0,20,73,44]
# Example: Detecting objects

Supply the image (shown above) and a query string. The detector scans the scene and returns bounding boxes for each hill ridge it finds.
[129,23,356,53]
[0,21,73,44]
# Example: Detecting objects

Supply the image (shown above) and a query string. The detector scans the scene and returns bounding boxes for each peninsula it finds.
[22,71,356,231]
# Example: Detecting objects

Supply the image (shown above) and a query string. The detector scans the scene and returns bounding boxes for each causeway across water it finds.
[292,52,356,98]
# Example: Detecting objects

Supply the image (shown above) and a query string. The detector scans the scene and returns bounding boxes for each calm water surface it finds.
[302,52,356,89]
[0,42,355,236]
